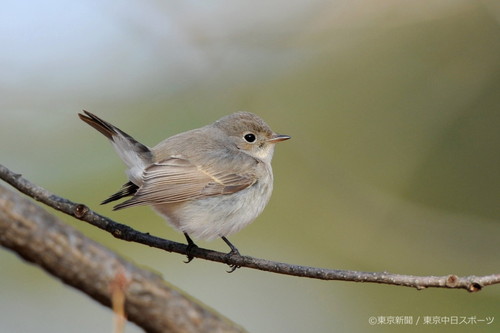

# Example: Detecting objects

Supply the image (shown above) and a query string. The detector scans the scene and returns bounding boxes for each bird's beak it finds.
[267,134,291,143]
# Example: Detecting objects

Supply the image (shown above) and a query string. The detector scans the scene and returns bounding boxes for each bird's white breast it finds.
[153,165,274,241]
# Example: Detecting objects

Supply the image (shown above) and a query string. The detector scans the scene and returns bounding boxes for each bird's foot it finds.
[221,236,241,273]
[183,233,198,264]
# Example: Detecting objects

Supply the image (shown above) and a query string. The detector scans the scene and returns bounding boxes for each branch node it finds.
[74,204,89,218]
[112,228,123,238]
[446,274,458,288]
[468,282,482,293]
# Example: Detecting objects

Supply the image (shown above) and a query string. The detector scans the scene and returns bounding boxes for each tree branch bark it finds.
[1,163,499,295]
[0,182,246,333]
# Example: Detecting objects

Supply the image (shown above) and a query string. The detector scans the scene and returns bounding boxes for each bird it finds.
[79,110,290,264]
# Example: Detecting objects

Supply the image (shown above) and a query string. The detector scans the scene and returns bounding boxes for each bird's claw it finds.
[184,239,198,264]
[224,248,241,273]
[183,233,198,263]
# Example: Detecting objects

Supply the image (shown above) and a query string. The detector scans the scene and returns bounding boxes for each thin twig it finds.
[1,163,499,292]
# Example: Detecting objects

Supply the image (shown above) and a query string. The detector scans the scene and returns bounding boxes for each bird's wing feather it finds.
[113,156,256,209]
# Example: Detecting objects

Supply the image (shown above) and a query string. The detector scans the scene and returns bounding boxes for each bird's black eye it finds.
[244,133,256,143]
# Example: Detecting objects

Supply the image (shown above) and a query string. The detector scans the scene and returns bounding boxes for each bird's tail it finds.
[78,110,152,185]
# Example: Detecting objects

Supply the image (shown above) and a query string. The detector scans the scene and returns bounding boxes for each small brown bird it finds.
[79,111,290,259]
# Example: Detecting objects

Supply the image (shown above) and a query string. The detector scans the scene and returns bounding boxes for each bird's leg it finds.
[221,236,240,256]
[221,236,241,273]
[183,233,198,263]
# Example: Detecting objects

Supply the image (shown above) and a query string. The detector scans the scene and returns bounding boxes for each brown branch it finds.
[1,163,499,293]
[0,183,246,333]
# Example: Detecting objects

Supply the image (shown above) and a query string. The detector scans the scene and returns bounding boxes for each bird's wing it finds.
[113,156,256,209]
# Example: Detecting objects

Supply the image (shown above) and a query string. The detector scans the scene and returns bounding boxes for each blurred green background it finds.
[1,1,499,332]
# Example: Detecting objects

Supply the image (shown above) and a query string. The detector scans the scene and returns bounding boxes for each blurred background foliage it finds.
[1,1,499,332]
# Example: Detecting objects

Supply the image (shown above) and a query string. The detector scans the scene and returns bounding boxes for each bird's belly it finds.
[153,181,272,241]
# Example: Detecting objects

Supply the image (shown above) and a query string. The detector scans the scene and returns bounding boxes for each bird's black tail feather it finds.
[101,181,139,205]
